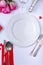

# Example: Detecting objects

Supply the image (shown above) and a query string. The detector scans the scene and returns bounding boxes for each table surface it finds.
[0,0,43,65]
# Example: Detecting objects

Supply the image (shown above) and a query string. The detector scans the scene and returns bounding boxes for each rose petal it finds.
[9,2,17,10]
[2,4,10,14]
[0,25,3,31]
[39,16,42,19]
[0,7,2,12]
[0,1,7,8]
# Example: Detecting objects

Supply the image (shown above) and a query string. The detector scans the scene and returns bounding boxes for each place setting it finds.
[0,0,43,65]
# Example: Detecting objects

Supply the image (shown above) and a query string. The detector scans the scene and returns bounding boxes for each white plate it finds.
[6,13,40,47]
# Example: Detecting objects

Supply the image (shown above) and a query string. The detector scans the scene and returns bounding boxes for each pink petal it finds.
[0,25,3,31]
[39,16,42,19]
[0,7,2,12]
[2,4,10,14]
[0,1,7,8]
[9,2,17,10]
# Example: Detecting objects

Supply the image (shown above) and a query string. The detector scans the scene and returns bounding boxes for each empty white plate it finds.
[6,13,40,47]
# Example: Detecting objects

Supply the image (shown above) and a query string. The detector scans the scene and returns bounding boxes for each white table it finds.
[0,0,43,65]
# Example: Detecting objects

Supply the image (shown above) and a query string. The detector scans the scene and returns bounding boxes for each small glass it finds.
[19,0,28,10]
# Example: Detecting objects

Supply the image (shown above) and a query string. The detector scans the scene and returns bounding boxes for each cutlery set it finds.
[0,41,14,65]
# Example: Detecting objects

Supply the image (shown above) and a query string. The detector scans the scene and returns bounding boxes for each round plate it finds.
[6,13,40,47]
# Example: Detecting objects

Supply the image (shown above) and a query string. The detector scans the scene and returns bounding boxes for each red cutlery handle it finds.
[9,45,14,65]
[0,44,4,65]
[5,51,9,65]
[5,45,14,65]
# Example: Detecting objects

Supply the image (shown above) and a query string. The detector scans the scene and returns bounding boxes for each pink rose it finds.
[9,2,17,10]
[0,0,7,8]
[2,4,11,14]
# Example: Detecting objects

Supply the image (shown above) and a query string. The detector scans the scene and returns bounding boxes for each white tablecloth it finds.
[0,0,43,65]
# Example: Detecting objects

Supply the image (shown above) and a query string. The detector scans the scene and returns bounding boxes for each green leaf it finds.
[7,0,12,2]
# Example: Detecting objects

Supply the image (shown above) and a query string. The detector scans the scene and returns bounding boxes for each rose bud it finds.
[2,4,10,14]
[0,0,7,8]
[9,2,17,10]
